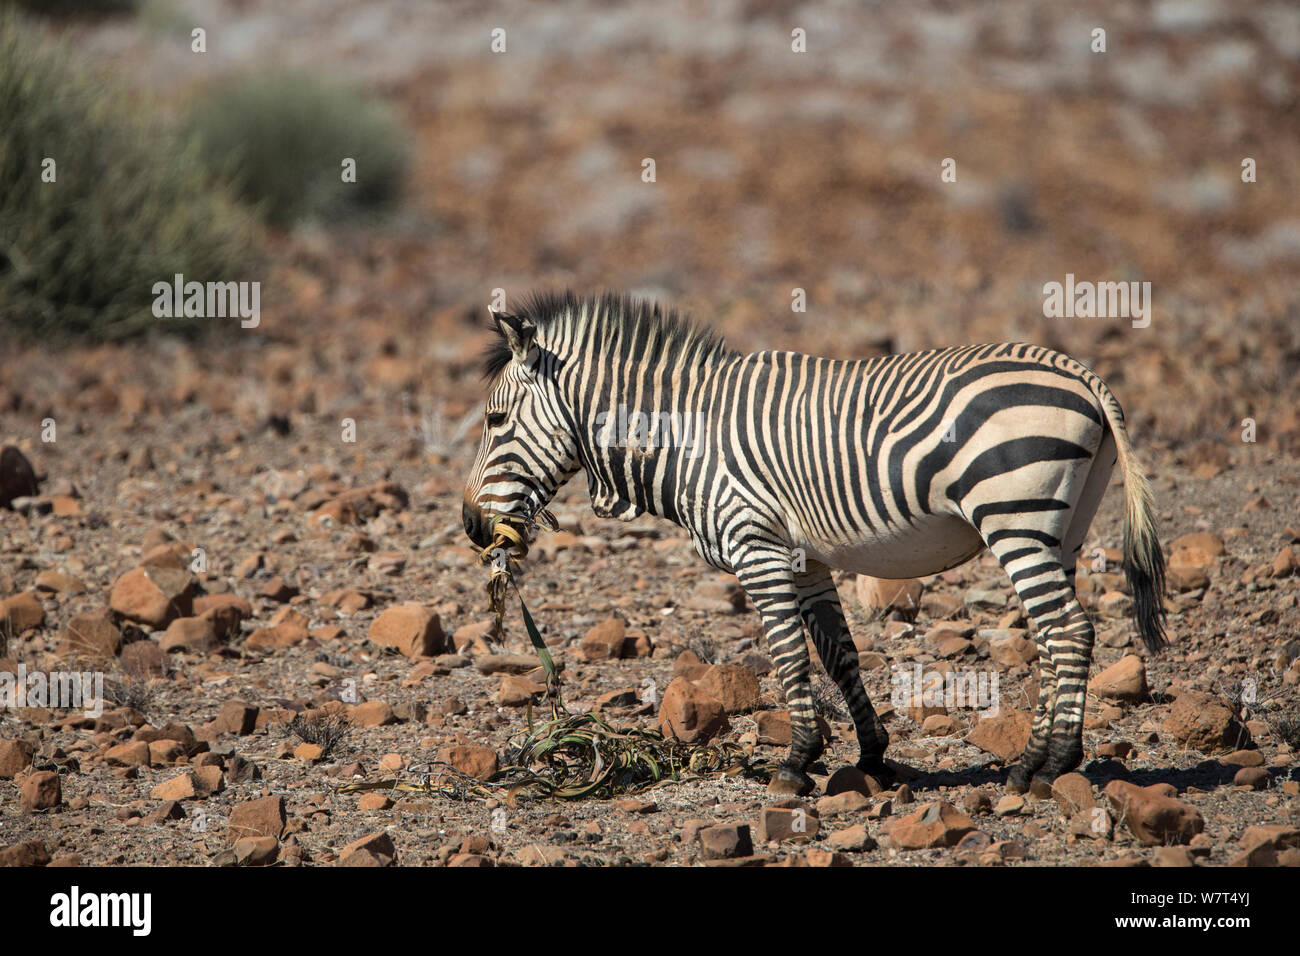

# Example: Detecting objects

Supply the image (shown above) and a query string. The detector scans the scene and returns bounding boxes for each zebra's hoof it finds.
[1005,766,1032,794]
[768,768,815,797]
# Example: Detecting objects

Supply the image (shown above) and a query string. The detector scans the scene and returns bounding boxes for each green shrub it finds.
[0,11,256,342]
[186,72,412,226]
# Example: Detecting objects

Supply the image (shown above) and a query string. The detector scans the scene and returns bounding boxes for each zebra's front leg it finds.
[794,563,892,784]
[733,544,821,797]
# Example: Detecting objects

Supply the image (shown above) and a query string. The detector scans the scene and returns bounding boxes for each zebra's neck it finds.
[551,322,734,526]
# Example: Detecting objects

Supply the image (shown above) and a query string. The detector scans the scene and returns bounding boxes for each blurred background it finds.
[1,0,1298,501]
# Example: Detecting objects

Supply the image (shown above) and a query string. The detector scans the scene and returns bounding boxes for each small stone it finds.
[856,576,924,619]
[826,823,875,852]
[1164,690,1249,754]
[884,800,976,849]
[0,593,45,633]
[1104,780,1204,846]
[994,794,1025,816]
[150,773,197,801]
[756,805,820,843]
[233,836,279,867]
[965,710,1032,762]
[577,617,626,661]
[694,663,762,714]
[0,738,36,779]
[438,744,499,780]
[1233,766,1270,790]
[109,566,194,629]
[1050,773,1097,815]
[698,824,753,860]
[227,795,286,842]
[658,676,727,744]
[352,701,397,727]
[1089,654,1147,703]
[20,770,61,811]
[368,605,447,657]
[338,831,396,867]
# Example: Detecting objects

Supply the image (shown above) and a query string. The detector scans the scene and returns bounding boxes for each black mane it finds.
[480,290,734,380]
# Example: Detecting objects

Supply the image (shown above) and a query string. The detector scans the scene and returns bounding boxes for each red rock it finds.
[986,630,1036,667]
[150,773,197,801]
[826,823,875,852]
[756,710,793,745]
[577,617,626,660]
[1169,532,1225,556]
[192,592,253,617]
[497,675,545,707]
[1233,766,1270,790]
[227,795,286,842]
[59,612,121,660]
[884,800,976,849]
[258,576,299,602]
[1104,780,1204,846]
[351,700,397,727]
[1050,773,1097,815]
[209,700,259,736]
[756,804,820,843]
[233,836,279,866]
[856,576,924,620]
[694,663,762,714]
[34,571,86,595]
[368,605,446,657]
[1163,690,1249,754]
[1089,654,1147,703]
[109,566,194,628]
[148,739,185,764]
[160,616,218,654]
[439,744,499,780]
[698,824,752,859]
[20,770,61,811]
[0,839,51,867]
[0,593,45,633]
[338,831,396,866]
[0,738,35,779]
[105,741,151,767]
[658,676,727,744]
[965,710,1032,762]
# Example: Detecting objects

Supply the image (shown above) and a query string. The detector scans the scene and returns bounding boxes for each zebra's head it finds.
[462,309,581,549]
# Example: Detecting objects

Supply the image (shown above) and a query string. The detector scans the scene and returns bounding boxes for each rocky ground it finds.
[1,0,1299,867]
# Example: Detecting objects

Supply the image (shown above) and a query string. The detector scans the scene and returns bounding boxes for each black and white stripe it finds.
[463,292,1166,796]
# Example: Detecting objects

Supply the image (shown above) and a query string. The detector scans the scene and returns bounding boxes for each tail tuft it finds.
[1091,373,1168,653]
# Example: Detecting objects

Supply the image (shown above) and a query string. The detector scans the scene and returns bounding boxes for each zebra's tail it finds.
[1090,376,1168,654]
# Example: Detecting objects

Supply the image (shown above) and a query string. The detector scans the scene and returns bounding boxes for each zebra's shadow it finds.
[875,757,1278,795]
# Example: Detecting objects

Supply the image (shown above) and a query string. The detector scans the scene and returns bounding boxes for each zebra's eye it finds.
[486,411,507,429]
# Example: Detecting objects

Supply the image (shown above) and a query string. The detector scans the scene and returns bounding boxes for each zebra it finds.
[462,291,1166,798]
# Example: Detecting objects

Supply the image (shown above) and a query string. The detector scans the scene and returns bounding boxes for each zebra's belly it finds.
[801,514,985,578]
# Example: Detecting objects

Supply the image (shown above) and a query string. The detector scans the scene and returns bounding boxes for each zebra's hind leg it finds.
[733,543,821,797]
[794,562,892,785]
[991,542,1093,795]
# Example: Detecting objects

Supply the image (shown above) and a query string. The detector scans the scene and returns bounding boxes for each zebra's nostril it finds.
[462,501,480,541]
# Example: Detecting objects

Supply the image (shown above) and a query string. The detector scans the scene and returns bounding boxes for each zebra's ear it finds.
[490,309,538,371]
